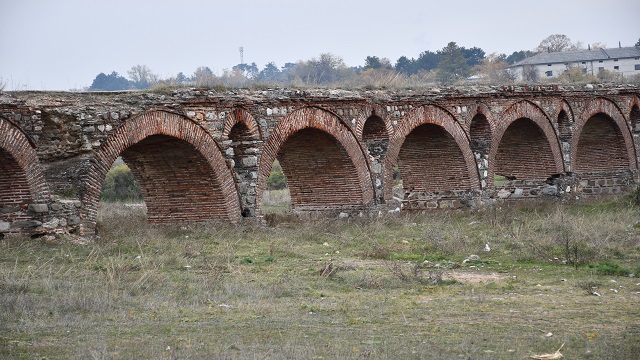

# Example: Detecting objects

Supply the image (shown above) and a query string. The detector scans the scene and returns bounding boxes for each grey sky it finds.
[1,0,638,90]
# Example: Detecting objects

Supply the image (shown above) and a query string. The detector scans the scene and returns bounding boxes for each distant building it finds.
[509,46,640,81]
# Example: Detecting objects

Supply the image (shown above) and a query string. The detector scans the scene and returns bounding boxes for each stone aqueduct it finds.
[1,85,639,237]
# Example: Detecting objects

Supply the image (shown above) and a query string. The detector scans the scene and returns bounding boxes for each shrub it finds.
[100,164,143,202]
[267,160,288,190]
[589,260,631,276]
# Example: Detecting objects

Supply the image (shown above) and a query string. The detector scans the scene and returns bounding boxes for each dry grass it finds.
[1,197,639,359]
[261,189,291,215]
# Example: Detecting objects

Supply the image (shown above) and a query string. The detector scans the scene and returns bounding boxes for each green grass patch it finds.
[589,260,632,276]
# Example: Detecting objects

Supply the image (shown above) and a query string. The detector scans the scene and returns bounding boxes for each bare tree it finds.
[476,53,514,84]
[534,34,583,53]
[128,65,159,89]
[294,53,355,85]
[193,66,217,88]
[521,65,540,83]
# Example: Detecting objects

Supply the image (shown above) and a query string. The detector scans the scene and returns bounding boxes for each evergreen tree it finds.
[364,56,383,70]
[395,56,415,75]
[505,50,534,64]
[436,42,471,83]
[258,62,281,82]
[415,50,441,72]
[88,71,132,91]
[461,46,485,66]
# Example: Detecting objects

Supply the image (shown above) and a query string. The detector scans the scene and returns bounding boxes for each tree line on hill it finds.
[88,35,640,91]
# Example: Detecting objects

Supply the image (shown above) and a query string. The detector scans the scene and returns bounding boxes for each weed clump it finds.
[589,260,632,276]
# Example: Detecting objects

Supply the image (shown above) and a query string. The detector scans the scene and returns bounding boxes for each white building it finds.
[509,46,640,81]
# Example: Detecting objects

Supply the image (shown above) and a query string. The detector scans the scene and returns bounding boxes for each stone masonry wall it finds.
[0,85,638,236]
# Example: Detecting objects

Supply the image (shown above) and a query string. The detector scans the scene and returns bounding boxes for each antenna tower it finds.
[239,46,244,65]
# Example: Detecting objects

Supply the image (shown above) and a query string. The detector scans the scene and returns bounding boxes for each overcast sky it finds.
[1,0,638,90]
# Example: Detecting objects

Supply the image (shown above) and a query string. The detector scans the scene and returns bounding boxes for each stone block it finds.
[28,204,49,213]
[11,220,42,229]
[0,206,20,214]
[241,156,258,167]
[42,218,60,229]
[68,216,80,226]
[497,189,511,199]
[0,221,10,231]
[541,185,558,196]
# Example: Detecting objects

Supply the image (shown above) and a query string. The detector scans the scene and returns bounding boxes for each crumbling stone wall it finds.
[0,85,638,237]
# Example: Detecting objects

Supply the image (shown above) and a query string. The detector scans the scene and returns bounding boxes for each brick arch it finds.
[465,103,494,134]
[385,105,480,199]
[0,116,49,204]
[489,101,564,184]
[556,99,575,123]
[362,115,390,142]
[469,112,493,155]
[222,107,262,140]
[355,104,393,140]
[556,100,575,140]
[573,97,637,172]
[256,106,374,213]
[80,110,241,234]
[629,96,640,134]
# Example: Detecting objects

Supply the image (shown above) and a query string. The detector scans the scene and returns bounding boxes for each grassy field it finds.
[1,195,640,359]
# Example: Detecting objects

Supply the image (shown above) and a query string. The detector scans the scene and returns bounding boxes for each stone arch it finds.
[489,101,564,185]
[573,97,637,171]
[256,106,374,213]
[80,110,241,234]
[385,105,480,201]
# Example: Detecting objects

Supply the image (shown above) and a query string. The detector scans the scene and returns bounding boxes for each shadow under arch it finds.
[80,110,241,235]
[384,105,480,204]
[489,100,564,186]
[572,97,638,178]
[255,106,374,215]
